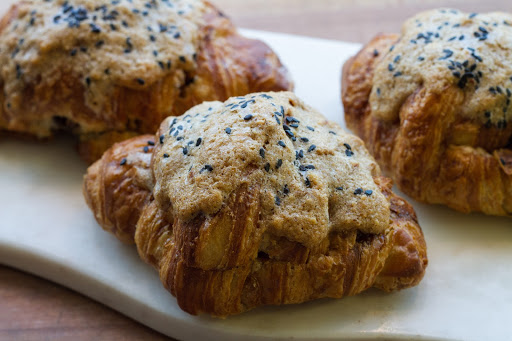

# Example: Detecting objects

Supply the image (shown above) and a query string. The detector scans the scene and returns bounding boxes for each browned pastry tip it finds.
[342,9,512,216]
[83,134,155,243]
[84,92,427,317]
[0,0,292,163]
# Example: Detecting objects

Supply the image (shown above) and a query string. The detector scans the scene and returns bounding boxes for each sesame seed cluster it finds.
[0,0,206,121]
[371,9,512,129]
[149,92,390,248]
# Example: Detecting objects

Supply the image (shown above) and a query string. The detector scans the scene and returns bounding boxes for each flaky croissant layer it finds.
[84,92,427,317]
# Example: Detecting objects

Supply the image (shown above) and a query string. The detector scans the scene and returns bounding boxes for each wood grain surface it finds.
[1,0,510,340]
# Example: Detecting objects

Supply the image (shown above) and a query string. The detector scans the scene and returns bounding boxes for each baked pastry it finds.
[83,91,427,317]
[342,9,512,216]
[0,0,292,163]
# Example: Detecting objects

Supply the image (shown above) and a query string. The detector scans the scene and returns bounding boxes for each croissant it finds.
[342,9,512,216]
[0,0,292,163]
[83,92,427,317]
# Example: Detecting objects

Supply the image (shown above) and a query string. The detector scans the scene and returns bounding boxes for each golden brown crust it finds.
[83,134,155,243]
[0,1,292,163]
[83,93,427,317]
[342,14,512,216]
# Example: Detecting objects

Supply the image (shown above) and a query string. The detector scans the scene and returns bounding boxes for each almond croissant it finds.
[83,92,427,317]
[0,0,292,163]
[342,9,512,216]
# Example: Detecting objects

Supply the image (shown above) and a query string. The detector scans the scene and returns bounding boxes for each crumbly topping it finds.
[0,0,207,118]
[152,92,390,249]
[371,9,512,129]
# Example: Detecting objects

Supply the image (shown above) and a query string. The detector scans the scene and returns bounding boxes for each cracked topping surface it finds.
[152,91,390,249]
[0,0,207,116]
[371,9,512,129]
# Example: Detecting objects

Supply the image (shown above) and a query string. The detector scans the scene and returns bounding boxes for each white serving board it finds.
[1,30,511,341]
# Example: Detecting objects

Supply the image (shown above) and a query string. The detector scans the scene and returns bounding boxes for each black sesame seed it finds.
[85,77,91,86]
[244,114,253,121]
[364,190,373,196]
[182,147,188,155]
[70,49,77,56]
[285,116,300,124]
[225,127,232,134]
[479,26,488,34]
[200,164,213,173]
[163,153,169,158]
[393,71,402,77]
[439,49,453,60]
[260,148,265,158]
[283,184,290,195]
[179,56,186,63]
[306,126,315,131]
[15,65,22,79]
[159,135,165,144]
[345,149,354,157]
[300,137,309,142]
[147,140,155,146]
[275,195,281,206]
[278,140,286,148]
[285,130,294,138]
[143,146,149,153]
[343,143,352,150]
[283,124,291,131]
[388,64,394,72]
[120,158,127,166]
[276,159,283,169]
[305,177,311,188]
[336,186,343,191]
[308,144,316,152]
[264,163,270,172]
[196,138,202,146]
[354,188,363,195]
[136,78,145,85]
[329,131,337,135]
[90,23,101,33]
[373,49,379,57]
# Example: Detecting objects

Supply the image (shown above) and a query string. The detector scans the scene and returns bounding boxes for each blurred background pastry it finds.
[342,9,512,216]
[0,0,292,163]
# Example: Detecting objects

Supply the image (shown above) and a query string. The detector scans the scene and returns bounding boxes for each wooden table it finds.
[1,0,509,340]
